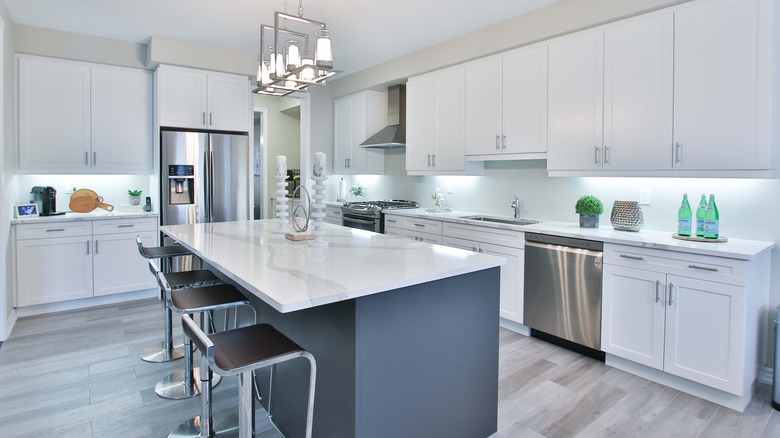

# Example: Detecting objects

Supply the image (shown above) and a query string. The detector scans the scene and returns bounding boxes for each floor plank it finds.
[0,298,778,437]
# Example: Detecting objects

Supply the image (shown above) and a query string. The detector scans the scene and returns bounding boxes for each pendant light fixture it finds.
[254,0,340,96]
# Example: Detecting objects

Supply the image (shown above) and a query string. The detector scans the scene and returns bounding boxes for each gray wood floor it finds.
[0,298,778,437]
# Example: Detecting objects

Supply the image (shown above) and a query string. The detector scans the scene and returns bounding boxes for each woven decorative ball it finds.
[610,201,644,232]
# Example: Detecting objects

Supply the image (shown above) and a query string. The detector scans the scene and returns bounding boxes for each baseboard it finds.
[760,366,773,385]
[14,289,157,319]
[3,308,18,342]
[499,318,530,336]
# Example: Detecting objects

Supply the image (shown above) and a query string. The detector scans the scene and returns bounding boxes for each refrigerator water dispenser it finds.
[168,164,194,205]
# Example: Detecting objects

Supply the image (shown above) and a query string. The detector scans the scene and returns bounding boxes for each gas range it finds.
[341,200,419,233]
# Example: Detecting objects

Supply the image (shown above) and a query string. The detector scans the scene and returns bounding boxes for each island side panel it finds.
[355,268,500,438]
[248,296,358,438]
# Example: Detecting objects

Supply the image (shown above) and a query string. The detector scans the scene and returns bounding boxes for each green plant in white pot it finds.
[128,189,142,205]
[575,195,603,228]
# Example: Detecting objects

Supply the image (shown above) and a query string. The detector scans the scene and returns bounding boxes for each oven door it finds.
[342,214,380,233]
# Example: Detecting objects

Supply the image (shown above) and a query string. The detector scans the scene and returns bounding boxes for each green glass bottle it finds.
[695,194,707,238]
[677,193,692,236]
[704,194,719,239]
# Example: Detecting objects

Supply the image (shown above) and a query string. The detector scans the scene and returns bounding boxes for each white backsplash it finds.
[17,174,154,212]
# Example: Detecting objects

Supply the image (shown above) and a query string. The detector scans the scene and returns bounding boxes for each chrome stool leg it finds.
[140,257,185,363]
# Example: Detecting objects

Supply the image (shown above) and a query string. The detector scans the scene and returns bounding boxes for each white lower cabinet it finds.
[442,222,524,324]
[384,216,443,244]
[601,243,762,409]
[324,204,343,225]
[15,217,158,307]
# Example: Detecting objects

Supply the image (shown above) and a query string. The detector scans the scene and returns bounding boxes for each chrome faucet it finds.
[510,196,520,218]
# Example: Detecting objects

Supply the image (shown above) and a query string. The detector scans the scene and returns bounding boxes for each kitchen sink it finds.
[459,215,540,226]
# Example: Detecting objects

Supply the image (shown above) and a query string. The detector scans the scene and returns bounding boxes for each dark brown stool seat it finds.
[166,269,221,290]
[136,235,194,363]
[183,315,316,438]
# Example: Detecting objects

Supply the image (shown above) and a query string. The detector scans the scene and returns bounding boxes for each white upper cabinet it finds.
[91,65,153,173]
[465,43,548,160]
[407,65,482,174]
[547,29,604,171]
[673,0,771,170]
[603,12,674,170]
[333,90,386,175]
[158,65,250,132]
[17,55,152,174]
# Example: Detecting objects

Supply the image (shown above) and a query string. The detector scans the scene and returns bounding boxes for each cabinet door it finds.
[547,29,604,170]
[406,76,436,171]
[465,56,502,156]
[158,66,208,129]
[502,44,548,155]
[333,95,355,173]
[433,66,466,171]
[673,0,770,170]
[481,242,523,324]
[17,56,91,172]
[324,206,343,225]
[664,275,744,394]
[16,236,93,306]
[91,66,153,173]
[601,265,666,369]
[603,12,673,170]
[207,73,250,132]
[93,231,157,297]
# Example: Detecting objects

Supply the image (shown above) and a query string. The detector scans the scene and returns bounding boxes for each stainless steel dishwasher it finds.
[523,232,604,360]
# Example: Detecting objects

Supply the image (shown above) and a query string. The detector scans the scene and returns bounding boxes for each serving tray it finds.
[671,234,728,243]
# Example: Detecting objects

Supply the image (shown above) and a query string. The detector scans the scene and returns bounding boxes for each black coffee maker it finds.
[30,186,64,216]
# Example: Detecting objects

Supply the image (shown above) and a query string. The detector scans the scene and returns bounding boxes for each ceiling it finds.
[3,0,559,76]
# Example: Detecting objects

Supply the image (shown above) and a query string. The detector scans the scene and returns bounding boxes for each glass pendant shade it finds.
[286,40,301,70]
[315,30,333,68]
[300,56,315,81]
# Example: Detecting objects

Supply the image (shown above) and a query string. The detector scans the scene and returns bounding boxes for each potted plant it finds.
[575,195,603,228]
[128,189,142,205]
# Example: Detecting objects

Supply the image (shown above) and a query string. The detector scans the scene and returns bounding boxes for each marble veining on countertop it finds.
[161,219,505,313]
[384,208,775,260]
[12,211,158,224]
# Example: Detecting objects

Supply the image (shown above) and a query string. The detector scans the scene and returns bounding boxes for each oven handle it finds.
[342,216,377,226]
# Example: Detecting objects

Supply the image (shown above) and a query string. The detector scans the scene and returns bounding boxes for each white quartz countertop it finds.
[12,210,158,224]
[385,209,775,260]
[161,219,505,313]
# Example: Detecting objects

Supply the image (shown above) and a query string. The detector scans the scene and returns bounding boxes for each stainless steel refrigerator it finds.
[161,130,249,230]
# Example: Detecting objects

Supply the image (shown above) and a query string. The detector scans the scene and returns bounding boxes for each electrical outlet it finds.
[639,188,651,205]
[447,185,454,194]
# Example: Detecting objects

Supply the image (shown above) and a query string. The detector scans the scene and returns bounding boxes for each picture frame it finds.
[15,204,39,218]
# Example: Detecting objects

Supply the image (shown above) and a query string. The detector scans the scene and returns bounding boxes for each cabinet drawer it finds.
[93,217,158,235]
[16,221,92,240]
[385,226,443,244]
[443,222,524,248]
[384,215,442,235]
[603,244,746,286]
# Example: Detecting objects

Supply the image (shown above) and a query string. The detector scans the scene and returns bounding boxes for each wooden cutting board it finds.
[69,189,114,212]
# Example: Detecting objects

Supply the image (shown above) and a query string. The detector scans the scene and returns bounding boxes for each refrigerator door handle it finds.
[209,149,215,222]
[204,149,210,222]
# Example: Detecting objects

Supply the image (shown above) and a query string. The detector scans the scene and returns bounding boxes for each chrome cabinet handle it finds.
[496,135,500,150]
[93,152,97,165]
[85,151,89,165]
[209,113,213,125]
[427,154,432,167]
[502,134,507,149]
[688,264,718,272]
[604,146,610,164]
[655,280,661,303]
[432,154,436,167]
[202,112,206,125]
[46,228,66,232]
[619,254,644,260]
[472,246,478,252]
[675,142,683,163]
[95,240,99,254]
[668,283,674,306]
[386,219,397,223]
[118,224,135,228]
[414,223,425,227]
[86,240,90,255]
[594,146,601,164]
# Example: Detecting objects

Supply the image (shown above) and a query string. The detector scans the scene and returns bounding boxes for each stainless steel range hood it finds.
[360,84,405,148]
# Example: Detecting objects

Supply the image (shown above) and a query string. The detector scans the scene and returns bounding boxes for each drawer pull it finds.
[688,264,718,272]
[619,254,644,261]
[46,228,66,232]
[118,224,135,228]
[414,223,425,227]
[386,219,397,223]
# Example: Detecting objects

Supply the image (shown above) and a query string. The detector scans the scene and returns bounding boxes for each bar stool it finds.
[182,314,317,438]
[152,265,252,402]
[136,235,195,363]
